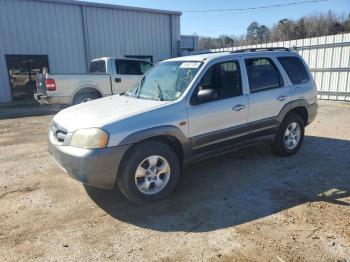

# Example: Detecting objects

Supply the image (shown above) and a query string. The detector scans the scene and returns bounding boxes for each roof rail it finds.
[188,50,230,55]
[230,47,291,53]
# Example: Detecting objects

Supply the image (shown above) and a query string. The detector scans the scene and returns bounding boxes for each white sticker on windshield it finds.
[180,62,201,69]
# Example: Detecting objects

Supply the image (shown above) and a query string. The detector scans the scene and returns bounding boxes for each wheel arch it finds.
[278,99,310,126]
[289,106,308,125]
[71,86,103,104]
[119,125,191,163]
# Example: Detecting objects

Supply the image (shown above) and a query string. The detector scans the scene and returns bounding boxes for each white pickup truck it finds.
[34,57,152,105]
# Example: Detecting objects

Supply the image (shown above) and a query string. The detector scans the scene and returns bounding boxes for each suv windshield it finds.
[125,61,202,101]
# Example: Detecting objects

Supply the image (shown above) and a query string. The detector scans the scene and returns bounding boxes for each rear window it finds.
[277,56,310,85]
[89,60,106,73]
[116,60,152,75]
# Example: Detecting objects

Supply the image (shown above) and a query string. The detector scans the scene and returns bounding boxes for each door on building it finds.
[6,55,49,100]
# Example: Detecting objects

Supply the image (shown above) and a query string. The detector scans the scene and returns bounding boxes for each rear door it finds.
[112,59,152,94]
[244,56,292,124]
[187,59,249,150]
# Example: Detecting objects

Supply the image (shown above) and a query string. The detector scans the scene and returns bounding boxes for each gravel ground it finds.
[0,100,349,262]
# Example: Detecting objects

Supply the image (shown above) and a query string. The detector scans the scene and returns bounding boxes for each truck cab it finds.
[89,57,152,95]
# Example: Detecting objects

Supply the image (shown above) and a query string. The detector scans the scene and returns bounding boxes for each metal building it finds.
[180,35,199,55]
[0,0,181,103]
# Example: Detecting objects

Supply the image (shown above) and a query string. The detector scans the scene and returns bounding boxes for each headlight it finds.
[70,128,109,149]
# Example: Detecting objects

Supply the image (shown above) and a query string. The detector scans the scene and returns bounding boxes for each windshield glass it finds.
[124,61,202,101]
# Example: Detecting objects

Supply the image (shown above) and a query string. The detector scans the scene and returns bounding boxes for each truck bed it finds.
[36,73,113,105]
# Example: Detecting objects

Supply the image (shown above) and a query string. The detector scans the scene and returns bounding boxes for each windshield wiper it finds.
[135,76,145,97]
[155,80,164,101]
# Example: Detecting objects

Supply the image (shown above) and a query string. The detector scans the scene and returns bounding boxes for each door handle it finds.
[232,104,245,112]
[115,78,121,83]
[277,95,287,102]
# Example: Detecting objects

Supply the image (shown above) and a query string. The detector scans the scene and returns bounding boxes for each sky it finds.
[82,0,350,37]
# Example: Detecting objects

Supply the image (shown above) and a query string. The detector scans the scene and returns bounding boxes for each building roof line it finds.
[24,0,182,15]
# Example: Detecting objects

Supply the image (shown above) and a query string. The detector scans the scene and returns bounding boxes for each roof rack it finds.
[188,50,229,55]
[230,47,291,53]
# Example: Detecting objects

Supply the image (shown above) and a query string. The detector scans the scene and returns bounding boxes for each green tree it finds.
[247,22,260,40]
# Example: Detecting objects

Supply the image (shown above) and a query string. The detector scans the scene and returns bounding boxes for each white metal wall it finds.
[0,0,181,103]
[211,33,350,101]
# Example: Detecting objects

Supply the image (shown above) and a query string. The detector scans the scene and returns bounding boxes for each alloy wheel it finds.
[134,155,171,195]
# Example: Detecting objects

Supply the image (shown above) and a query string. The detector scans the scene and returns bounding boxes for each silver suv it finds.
[49,48,317,203]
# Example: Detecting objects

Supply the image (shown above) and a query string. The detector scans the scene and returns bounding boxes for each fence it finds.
[203,33,350,101]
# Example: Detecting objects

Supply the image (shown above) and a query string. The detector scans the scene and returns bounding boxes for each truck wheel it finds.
[272,113,305,156]
[73,92,100,104]
[117,141,181,204]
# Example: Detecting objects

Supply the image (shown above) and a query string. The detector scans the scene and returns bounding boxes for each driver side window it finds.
[191,60,242,105]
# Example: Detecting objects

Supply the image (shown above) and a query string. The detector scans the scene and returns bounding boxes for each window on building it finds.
[245,57,284,93]
[277,56,310,85]
[116,60,152,75]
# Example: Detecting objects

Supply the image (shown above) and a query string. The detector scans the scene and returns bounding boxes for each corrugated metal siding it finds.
[0,0,87,103]
[180,35,199,51]
[171,15,181,56]
[83,6,174,62]
[210,33,350,101]
[0,0,181,103]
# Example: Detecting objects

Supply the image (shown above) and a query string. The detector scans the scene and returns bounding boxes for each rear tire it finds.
[117,141,181,204]
[73,92,100,104]
[272,113,305,156]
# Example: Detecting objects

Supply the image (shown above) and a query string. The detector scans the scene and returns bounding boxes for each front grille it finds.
[51,122,67,143]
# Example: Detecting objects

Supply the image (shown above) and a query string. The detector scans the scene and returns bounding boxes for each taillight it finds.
[45,78,56,91]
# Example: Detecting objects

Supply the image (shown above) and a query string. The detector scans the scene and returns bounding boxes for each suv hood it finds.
[53,95,167,132]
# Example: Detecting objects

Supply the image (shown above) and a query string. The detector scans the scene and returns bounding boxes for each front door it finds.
[6,55,49,100]
[187,60,249,149]
[112,59,152,94]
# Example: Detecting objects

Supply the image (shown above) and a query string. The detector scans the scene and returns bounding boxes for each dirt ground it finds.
[0,100,349,262]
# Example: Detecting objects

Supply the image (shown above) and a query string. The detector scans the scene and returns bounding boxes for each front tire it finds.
[272,113,305,156]
[117,141,181,204]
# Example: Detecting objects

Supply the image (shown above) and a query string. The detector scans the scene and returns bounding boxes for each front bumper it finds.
[48,136,130,189]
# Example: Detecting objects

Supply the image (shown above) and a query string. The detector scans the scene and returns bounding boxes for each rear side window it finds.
[89,60,106,73]
[245,57,284,93]
[116,60,152,75]
[277,56,310,84]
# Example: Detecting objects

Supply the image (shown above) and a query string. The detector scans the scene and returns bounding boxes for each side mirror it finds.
[197,88,218,101]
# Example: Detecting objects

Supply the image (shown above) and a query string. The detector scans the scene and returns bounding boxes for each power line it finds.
[183,0,327,13]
